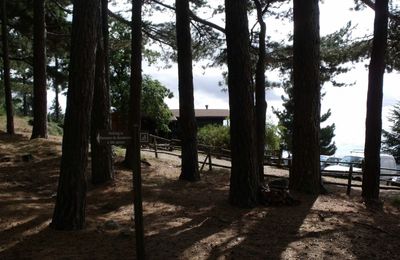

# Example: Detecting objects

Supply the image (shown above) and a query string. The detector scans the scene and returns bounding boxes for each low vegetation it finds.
[197,124,230,149]
[197,123,281,151]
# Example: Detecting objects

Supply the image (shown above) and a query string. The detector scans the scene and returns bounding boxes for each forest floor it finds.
[1,118,400,259]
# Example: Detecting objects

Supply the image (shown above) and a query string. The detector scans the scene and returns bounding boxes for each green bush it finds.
[198,123,281,151]
[48,121,63,136]
[198,124,230,149]
[266,123,282,151]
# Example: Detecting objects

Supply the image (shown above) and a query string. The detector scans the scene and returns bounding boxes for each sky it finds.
[52,0,400,157]
[141,0,400,156]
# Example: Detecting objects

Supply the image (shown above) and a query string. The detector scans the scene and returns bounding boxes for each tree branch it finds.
[108,9,131,26]
[49,0,72,14]
[360,0,400,23]
[190,11,225,33]
[150,0,225,33]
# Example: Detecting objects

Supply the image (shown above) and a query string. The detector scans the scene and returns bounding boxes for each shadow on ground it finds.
[1,134,399,259]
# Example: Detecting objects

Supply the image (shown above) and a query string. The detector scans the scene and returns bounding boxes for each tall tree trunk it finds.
[290,0,321,194]
[225,0,258,207]
[362,0,389,201]
[176,0,200,181]
[254,0,267,184]
[51,0,99,230]
[54,84,60,121]
[1,0,14,135]
[54,57,60,121]
[129,1,145,258]
[124,1,143,169]
[23,93,28,117]
[90,0,113,185]
[31,0,48,139]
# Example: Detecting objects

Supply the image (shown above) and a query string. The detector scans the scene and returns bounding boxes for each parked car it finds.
[323,153,397,181]
[391,176,400,186]
[320,155,341,170]
[323,155,363,177]
[379,154,398,182]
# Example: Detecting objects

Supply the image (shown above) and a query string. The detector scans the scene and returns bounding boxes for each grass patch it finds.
[390,196,400,207]
[0,116,63,136]
[48,121,63,136]
[0,116,32,133]
[113,146,126,157]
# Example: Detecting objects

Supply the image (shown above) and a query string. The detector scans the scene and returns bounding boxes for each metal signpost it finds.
[97,130,148,258]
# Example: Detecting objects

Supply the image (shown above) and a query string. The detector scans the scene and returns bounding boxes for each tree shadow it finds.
[2,149,354,259]
[346,198,400,259]
[0,153,137,258]
[138,166,319,259]
[204,193,318,259]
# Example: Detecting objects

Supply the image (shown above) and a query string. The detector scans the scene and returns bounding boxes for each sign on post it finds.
[140,132,149,143]
[97,128,148,258]
[96,130,149,145]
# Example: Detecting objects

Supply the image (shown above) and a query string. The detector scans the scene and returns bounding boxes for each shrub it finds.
[198,124,230,149]
[48,121,63,136]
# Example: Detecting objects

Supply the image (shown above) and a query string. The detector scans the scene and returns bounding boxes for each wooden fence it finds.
[142,134,400,193]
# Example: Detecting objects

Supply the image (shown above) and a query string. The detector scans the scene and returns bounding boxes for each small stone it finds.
[104,220,120,230]
[0,156,12,162]
[119,228,134,237]
[21,154,34,162]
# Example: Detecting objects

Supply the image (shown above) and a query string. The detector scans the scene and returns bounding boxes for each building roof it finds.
[170,109,229,119]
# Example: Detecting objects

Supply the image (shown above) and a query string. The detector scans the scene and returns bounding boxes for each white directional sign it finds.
[97,131,149,145]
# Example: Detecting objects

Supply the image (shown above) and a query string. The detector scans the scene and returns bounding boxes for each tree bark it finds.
[90,0,113,185]
[225,0,258,207]
[290,0,321,194]
[31,0,48,139]
[23,93,28,117]
[124,0,143,169]
[51,0,99,230]
[129,1,145,258]
[1,0,14,135]
[54,57,60,121]
[362,0,389,201]
[254,0,267,184]
[176,0,200,182]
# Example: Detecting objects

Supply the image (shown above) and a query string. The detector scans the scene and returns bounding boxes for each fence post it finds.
[154,136,158,158]
[347,164,353,195]
[200,154,208,172]
[208,148,212,171]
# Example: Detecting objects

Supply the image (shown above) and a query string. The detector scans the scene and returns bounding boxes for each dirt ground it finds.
[1,122,400,259]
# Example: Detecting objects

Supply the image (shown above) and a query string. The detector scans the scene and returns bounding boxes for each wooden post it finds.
[200,154,208,172]
[208,149,212,171]
[347,164,353,195]
[132,125,145,259]
[154,136,158,158]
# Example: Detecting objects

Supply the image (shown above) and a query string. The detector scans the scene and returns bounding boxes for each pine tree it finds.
[290,0,321,194]
[51,0,100,230]
[90,0,114,184]
[382,103,400,163]
[1,0,14,134]
[273,83,337,155]
[31,0,48,139]
[362,0,389,201]
[225,0,259,207]
[176,0,200,181]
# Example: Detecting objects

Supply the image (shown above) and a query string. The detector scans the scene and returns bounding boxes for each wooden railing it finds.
[142,134,400,193]
[321,163,400,194]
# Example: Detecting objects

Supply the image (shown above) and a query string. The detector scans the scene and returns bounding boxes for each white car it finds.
[323,155,363,177]
[391,175,400,185]
[380,154,398,181]
[323,153,397,181]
